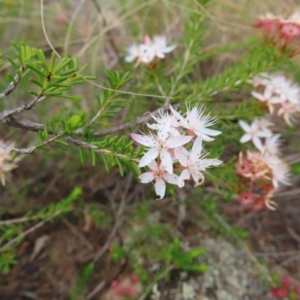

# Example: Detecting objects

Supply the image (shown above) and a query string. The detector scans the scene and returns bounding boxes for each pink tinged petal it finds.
[240,133,251,143]
[160,150,173,174]
[252,136,263,150]
[139,149,159,167]
[200,128,222,136]
[139,172,154,183]
[163,173,179,185]
[238,120,250,131]
[178,169,191,188]
[191,171,205,186]
[147,160,158,171]
[166,136,193,148]
[130,133,153,147]
[155,178,166,200]
[174,148,188,167]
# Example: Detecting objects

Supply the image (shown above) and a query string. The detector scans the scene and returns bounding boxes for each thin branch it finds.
[137,265,175,300]
[0,94,46,120]
[0,215,41,226]
[92,104,178,136]
[0,211,61,252]
[0,133,63,154]
[1,104,176,138]
[0,67,25,100]
[85,92,118,129]
[65,136,140,163]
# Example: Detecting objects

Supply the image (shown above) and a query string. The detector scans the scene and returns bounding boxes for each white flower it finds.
[131,120,193,173]
[250,73,271,88]
[258,133,281,155]
[286,11,300,24]
[125,44,140,63]
[169,104,221,141]
[251,89,280,113]
[125,35,176,65]
[150,35,176,58]
[264,155,290,188]
[253,73,300,105]
[239,118,272,149]
[174,137,222,187]
[277,101,300,126]
[139,161,179,199]
[147,111,181,136]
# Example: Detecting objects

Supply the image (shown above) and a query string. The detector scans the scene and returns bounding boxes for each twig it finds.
[62,218,94,251]
[0,133,63,154]
[137,265,174,300]
[0,94,46,120]
[92,215,125,262]
[85,280,106,300]
[0,215,41,226]
[92,175,129,262]
[1,104,176,138]
[0,211,61,252]
[0,67,25,99]
[92,104,179,136]
[64,136,140,163]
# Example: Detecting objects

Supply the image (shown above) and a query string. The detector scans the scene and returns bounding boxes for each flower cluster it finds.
[270,277,300,300]
[251,73,300,126]
[255,11,300,54]
[131,104,222,199]
[0,140,19,186]
[236,117,290,210]
[125,35,176,68]
[108,275,142,299]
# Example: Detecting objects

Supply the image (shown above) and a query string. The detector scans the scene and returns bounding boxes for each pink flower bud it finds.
[281,277,292,288]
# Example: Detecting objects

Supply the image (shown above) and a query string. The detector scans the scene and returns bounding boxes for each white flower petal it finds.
[162,45,176,53]
[166,136,193,148]
[197,133,214,142]
[200,128,222,136]
[160,150,173,174]
[156,52,165,59]
[174,148,188,167]
[191,171,205,186]
[191,137,203,161]
[169,105,187,126]
[238,120,250,131]
[251,91,265,101]
[164,173,179,185]
[155,179,166,199]
[130,133,153,147]
[178,169,191,188]
[139,149,159,167]
[240,133,251,143]
[252,136,263,150]
[139,172,154,183]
